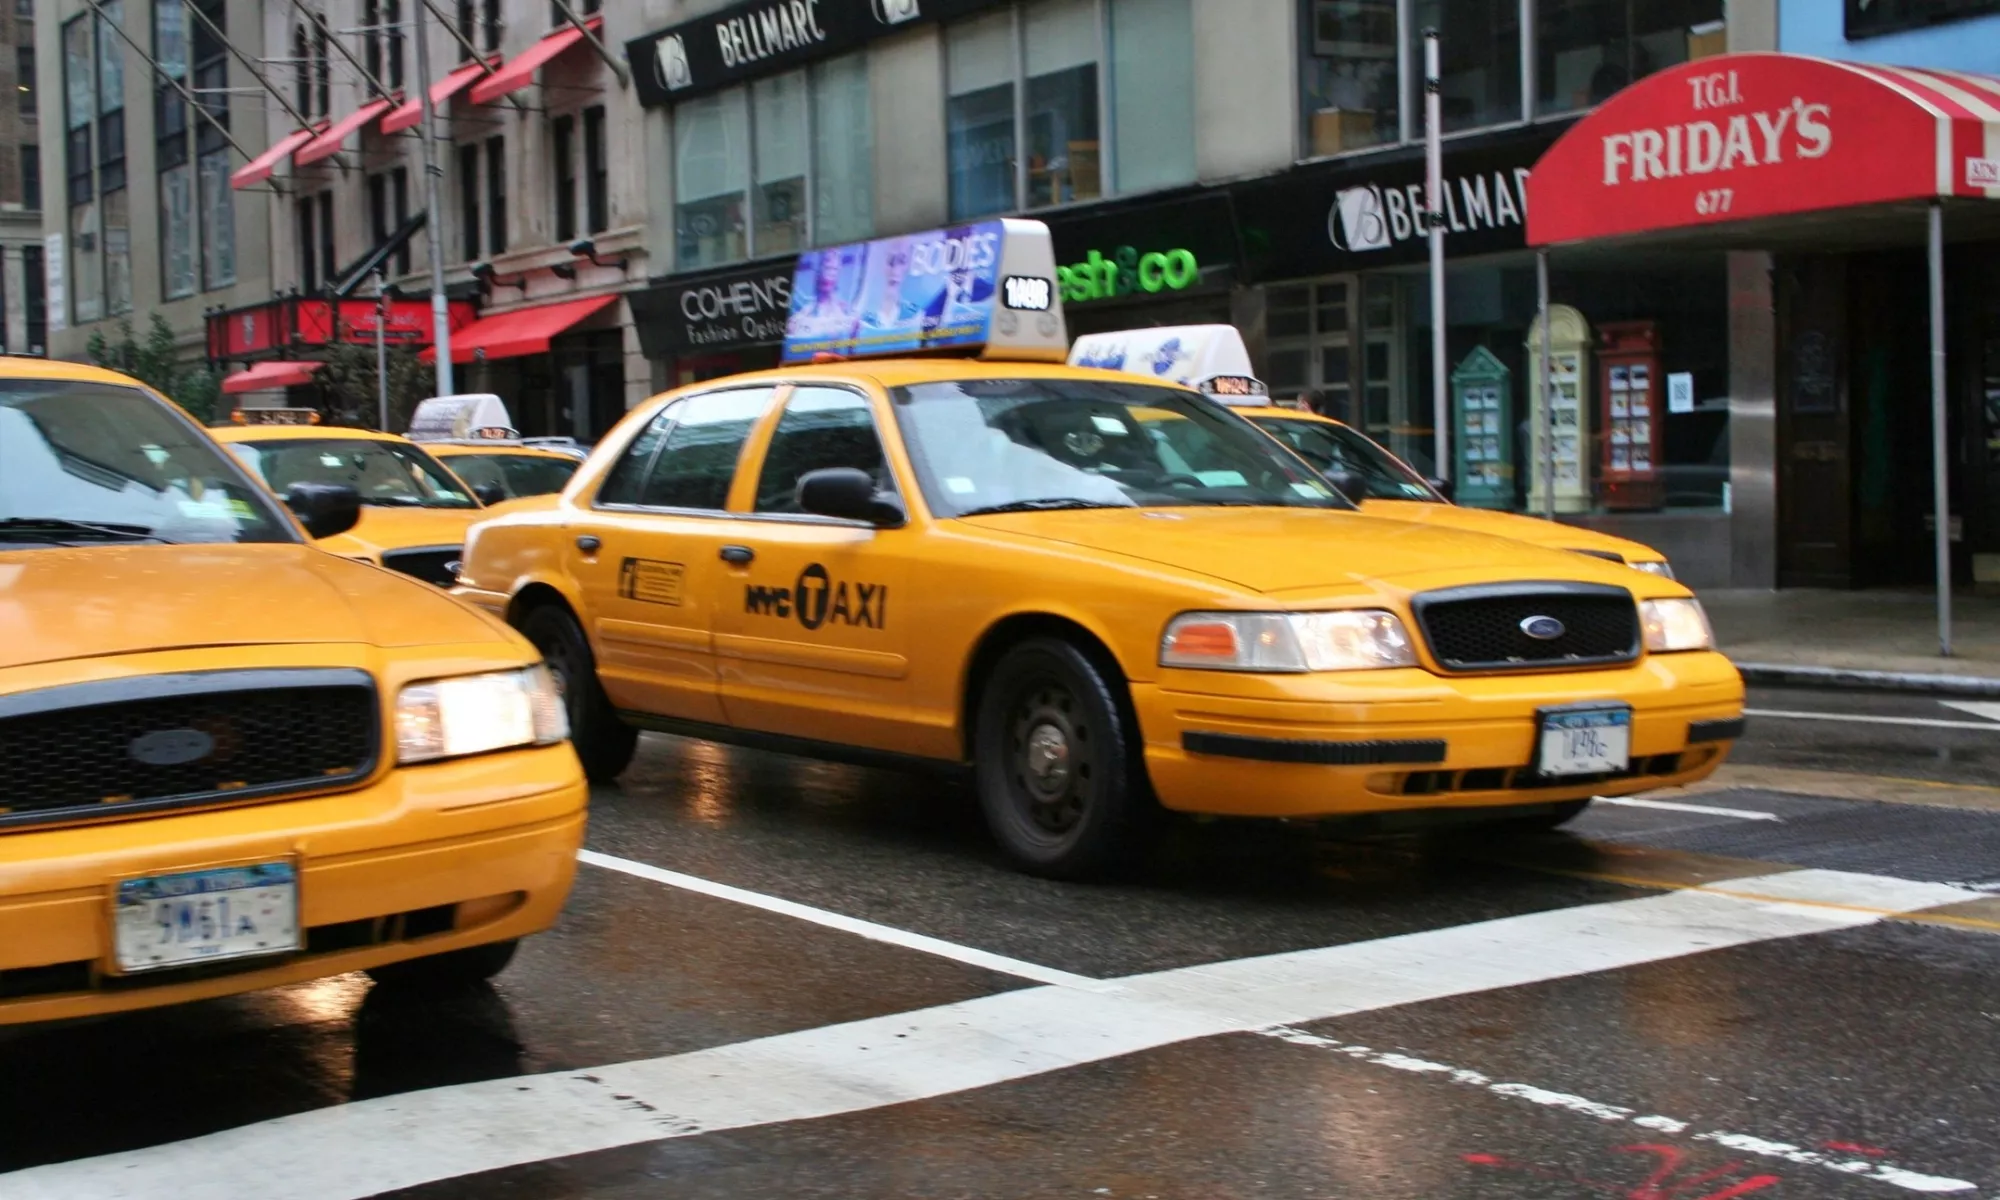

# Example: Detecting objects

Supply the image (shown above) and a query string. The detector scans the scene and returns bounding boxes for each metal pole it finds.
[412,4,453,395]
[375,269,390,430]
[1929,201,1953,656]
[1425,27,1448,483]
[1538,249,1554,522]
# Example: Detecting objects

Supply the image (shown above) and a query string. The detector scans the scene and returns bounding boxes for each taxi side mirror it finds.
[1426,476,1456,502]
[285,482,362,540]
[472,483,506,506]
[797,467,906,527]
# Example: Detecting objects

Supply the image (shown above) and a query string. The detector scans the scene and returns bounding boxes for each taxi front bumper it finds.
[0,743,585,1025]
[1134,650,1743,819]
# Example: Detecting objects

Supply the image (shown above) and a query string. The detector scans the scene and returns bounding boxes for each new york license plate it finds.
[114,863,301,973]
[1537,705,1632,778]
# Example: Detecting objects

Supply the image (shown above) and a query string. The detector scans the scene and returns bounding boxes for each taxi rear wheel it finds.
[519,604,637,782]
[975,638,1149,879]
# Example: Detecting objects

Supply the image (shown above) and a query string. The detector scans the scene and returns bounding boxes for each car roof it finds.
[1233,405,1340,424]
[210,424,410,443]
[667,358,1210,393]
[0,357,173,390]
[426,442,576,459]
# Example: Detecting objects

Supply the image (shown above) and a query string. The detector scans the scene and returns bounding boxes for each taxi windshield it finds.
[227,437,478,509]
[0,379,294,547]
[435,451,579,499]
[891,379,1346,517]
[1252,416,1438,502]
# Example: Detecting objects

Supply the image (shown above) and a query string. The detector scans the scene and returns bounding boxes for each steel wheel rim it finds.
[1005,678,1094,839]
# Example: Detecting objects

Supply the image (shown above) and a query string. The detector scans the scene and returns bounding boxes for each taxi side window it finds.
[597,400,682,506]
[634,388,774,511]
[753,387,894,514]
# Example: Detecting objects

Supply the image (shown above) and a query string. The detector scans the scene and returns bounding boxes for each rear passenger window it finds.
[754,387,893,514]
[596,401,681,506]
[635,389,774,510]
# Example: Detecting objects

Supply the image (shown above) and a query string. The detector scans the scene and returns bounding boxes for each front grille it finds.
[1413,582,1640,672]
[0,670,379,829]
[381,546,463,588]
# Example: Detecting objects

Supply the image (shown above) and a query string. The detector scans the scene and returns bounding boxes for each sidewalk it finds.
[1702,588,2000,694]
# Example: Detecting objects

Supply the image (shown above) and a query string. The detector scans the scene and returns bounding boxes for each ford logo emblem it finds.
[129,728,216,767]
[1520,615,1567,641]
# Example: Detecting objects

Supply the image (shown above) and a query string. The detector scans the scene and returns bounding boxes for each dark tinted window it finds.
[596,400,679,506]
[598,390,773,511]
[754,387,891,513]
[438,451,579,499]
[1252,416,1436,501]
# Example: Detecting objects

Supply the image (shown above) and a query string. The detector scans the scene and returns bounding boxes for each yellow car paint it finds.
[1,365,585,1024]
[1236,405,1674,572]
[455,359,1739,850]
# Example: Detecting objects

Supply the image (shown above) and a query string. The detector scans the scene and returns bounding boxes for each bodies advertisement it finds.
[782,223,1003,362]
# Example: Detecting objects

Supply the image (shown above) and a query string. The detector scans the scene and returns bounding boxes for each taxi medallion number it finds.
[114,863,301,973]
[1536,704,1632,778]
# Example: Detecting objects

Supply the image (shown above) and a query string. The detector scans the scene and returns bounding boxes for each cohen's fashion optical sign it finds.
[628,0,1009,106]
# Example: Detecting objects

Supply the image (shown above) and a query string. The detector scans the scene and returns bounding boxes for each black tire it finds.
[365,939,518,991]
[517,603,637,782]
[973,637,1152,879]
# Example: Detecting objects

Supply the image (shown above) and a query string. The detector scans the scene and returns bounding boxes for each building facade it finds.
[0,0,41,355]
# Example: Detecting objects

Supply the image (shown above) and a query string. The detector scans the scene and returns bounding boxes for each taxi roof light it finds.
[1068,325,1270,404]
[231,406,321,426]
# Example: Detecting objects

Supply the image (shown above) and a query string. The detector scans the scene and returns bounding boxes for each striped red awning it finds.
[469,17,601,106]
[221,360,323,395]
[419,294,617,365]
[229,125,322,190]
[293,97,397,167]
[381,59,494,133]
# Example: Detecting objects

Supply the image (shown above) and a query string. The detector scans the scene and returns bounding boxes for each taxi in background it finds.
[454,220,1741,879]
[1071,325,1678,579]
[213,409,491,587]
[0,359,583,1024]
[406,393,584,501]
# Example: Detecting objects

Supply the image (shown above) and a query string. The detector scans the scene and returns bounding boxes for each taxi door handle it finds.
[576,535,602,554]
[719,545,754,565]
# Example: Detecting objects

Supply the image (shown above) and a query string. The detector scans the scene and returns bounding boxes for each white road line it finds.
[1939,700,2000,724]
[1746,708,2000,732]
[1592,795,1781,821]
[4,869,1977,1200]
[579,849,1111,992]
[1261,1028,1976,1194]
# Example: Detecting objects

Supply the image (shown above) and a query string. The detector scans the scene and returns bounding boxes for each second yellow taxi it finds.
[454,220,1742,878]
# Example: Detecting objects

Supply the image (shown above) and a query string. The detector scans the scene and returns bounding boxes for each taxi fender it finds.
[955,600,1156,755]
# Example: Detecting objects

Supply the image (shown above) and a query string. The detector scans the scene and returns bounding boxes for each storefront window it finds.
[753,72,809,256]
[1299,0,1398,158]
[1111,0,1194,191]
[1411,0,1520,133]
[948,8,1017,222]
[1536,0,1723,116]
[675,88,749,270]
[810,53,872,246]
[1024,0,1099,208]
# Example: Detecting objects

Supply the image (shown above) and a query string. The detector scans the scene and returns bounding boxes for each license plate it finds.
[1537,705,1632,778]
[113,863,301,974]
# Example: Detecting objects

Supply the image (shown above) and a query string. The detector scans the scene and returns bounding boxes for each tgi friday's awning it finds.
[1523,52,2000,657]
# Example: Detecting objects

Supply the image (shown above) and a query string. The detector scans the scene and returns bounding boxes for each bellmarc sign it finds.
[1527,52,2000,246]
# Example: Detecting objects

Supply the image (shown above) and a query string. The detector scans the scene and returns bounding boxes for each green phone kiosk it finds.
[1451,346,1513,510]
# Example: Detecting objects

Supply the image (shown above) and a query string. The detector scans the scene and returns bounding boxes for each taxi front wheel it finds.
[366,939,518,991]
[974,638,1152,880]
[519,604,638,782]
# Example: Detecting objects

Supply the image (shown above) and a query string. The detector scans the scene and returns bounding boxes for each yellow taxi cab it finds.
[405,393,584,501]
[212,412,490,586]
[1070,325,1677,578]
[0,359,584,1024]
[454,221,1741,878]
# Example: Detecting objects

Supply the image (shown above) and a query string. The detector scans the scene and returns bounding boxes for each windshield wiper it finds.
[0,518,176,544]
[955,499,1132,518]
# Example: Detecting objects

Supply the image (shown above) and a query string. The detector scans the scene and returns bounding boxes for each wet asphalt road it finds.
[5,684,2000,1199]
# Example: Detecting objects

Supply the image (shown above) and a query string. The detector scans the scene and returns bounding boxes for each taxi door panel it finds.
[570,388,776,725]
[709,386,930,754]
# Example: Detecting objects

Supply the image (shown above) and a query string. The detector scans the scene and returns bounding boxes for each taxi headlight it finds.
[1640,598,1713,653]
[396,665,569,764]
[1161,610,1417,672]
[1630,559,1676,579]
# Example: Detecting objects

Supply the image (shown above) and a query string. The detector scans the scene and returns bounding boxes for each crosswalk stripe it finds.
[2,868,1976,1200]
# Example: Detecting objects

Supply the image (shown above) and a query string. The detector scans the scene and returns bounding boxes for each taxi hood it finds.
[963,507,1661,596]
[316,504,482,562]
[1359,498,1660,563]
[0,544,511,671]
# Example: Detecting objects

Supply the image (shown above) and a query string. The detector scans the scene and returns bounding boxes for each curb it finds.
[1734,662,2000,698]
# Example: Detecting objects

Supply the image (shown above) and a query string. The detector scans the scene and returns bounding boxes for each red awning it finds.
[380,59,495,133]
[419,294,618,365]
[469,17,601,106]
[1528,53,2000,247]
[293,97,397,167]
[221,360,323,395]
[229,125,322,190]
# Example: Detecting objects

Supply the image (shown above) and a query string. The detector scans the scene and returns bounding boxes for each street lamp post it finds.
[411,5,453,395]
[1424,28,1447,484]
